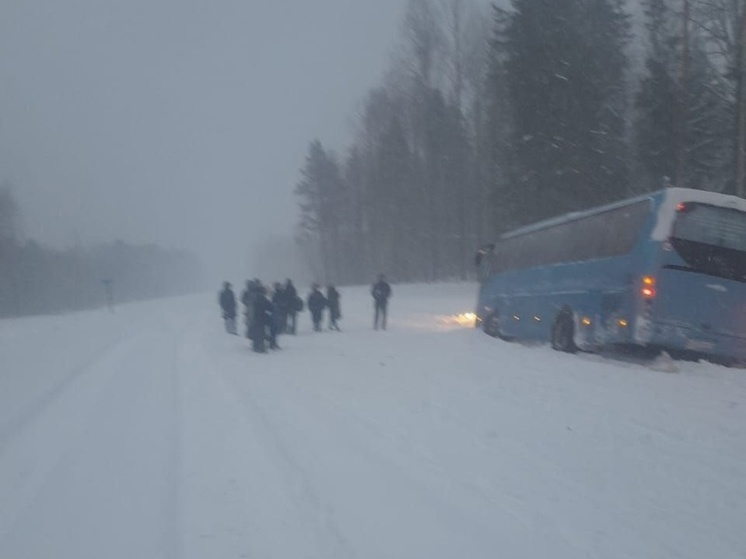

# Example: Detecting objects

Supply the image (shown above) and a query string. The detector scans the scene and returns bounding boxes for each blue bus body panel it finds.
[476,188,746,362]
[636,249,746,362]
[478,255,638,348]
[640,191,746,361]
[638,272,746,361]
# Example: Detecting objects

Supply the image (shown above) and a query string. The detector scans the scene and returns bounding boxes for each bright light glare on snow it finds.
[458,312,476,324]
[438,312,477,327]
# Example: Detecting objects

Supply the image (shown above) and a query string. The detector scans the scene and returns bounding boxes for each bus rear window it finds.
[670,203,746,281]
[673,203,746,250]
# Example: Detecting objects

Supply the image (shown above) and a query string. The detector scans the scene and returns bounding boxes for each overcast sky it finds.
[0,0,408,279]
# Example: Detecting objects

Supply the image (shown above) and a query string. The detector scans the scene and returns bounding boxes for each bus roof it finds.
[499,187,746,241]
[650,187,746,241]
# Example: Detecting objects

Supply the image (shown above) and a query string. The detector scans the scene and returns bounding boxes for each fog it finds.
[0,0,687,307]
[0,0,407,284]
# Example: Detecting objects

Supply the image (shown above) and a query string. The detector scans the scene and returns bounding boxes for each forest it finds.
[0,188,204,317]
[294,0,746,284]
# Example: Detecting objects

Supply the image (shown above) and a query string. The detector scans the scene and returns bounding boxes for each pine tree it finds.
[0,186,18,242]
[495,0,631,226]
[683,39,734,191]
[0,186,20,316]
[294,140,343,283]
[689,0,744,195]
[635,0,678,190]
[293,0,495,282]
[635,0,734,192]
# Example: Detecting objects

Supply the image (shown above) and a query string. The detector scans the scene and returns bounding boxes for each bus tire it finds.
[552,311,577,353]
[483,312,504,339]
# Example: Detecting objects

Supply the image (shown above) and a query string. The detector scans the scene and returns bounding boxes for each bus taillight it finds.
[642,276,656,299]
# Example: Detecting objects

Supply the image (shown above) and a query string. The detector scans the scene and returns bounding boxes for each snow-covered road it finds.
[1,283,744,558]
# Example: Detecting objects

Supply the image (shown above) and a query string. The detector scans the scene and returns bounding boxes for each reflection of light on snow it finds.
[455,312,476,326]
[403,312,477,332]
[437,312,476,327]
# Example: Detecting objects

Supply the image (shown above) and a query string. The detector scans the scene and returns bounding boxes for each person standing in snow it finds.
[284,279,300,335]
[250,284,274,353]
[271,282,287,334]
[326,285,341,331]
[240,280,254,338]
[307,284,327,332]
[372,274,392,330]
[218,281,237,334]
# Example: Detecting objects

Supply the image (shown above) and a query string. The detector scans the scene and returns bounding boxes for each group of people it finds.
[307,283,341,332]
[219,274,392,353]
[220,276,393,354]
[218,278,303,352]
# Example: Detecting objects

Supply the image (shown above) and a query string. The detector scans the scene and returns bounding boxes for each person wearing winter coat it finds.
[371,274,392,330]
[241,279,256,338]
[250,285,275,353]
[285,279,300,335]
[219,281,237,335]
[326,285,341,331]
[268,282,286,349]
[271,282,288,334]
[307,284,327,332]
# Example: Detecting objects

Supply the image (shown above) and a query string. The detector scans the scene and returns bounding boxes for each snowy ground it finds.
[1,282,744,559]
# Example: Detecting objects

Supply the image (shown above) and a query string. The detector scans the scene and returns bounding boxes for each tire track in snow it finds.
[0,330,149,456]
[164,327,187,559]
[215,362,542,557]
[0,324,187,559]
[197,335,357,559]
[214,333,586,557]
[0,331,156,546]
[235,386,355,559]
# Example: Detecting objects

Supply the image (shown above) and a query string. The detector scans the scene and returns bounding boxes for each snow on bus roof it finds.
[650,187,746,241]
[497,187,746,243]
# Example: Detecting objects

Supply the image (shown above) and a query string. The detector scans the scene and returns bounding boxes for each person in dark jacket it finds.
[269,282,286,349]
[307,284,327,332]
[219,281,237,335]
[326,285,341,331]
[240,280,255,338]
[372,274,392,330]
[285,279,299,335]
[250,284,274,353]
[271,282,287,330]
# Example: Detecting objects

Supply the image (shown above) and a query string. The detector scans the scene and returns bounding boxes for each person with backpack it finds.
[218,281,237,335]
[372,274,392,330]
[326,285,341,331]
[307,283,327,332]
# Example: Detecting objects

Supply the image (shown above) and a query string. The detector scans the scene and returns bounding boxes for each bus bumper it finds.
[636,321,746,364]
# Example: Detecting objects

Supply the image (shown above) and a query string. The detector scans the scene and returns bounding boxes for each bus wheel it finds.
[552,311,577,353]
[483,312,503,339]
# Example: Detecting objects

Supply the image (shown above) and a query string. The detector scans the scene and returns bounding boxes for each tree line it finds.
[0,188,204,318]
[294,0,746,284]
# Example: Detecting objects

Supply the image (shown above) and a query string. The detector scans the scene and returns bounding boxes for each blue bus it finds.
[475,187,746,364]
